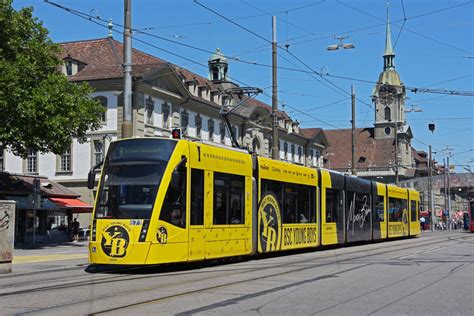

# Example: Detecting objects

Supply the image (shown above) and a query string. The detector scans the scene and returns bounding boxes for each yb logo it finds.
[157,226,168,244]
[101,225,130,257]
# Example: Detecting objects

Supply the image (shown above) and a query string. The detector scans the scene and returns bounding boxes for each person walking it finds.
[420,216,426,231]
[72,218,80,242]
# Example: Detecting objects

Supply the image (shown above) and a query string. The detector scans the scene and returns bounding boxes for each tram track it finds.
[8,233,469,315]
[0,233,450,293]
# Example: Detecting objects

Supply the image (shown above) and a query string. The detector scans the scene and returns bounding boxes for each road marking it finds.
[13,253,88,264]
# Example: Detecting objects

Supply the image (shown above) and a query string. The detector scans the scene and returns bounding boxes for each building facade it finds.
[1,37,327,229]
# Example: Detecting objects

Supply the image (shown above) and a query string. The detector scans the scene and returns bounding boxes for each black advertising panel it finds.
[345,176,372,243]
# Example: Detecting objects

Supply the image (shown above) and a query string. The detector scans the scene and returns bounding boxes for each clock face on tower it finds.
[379,85,397,105]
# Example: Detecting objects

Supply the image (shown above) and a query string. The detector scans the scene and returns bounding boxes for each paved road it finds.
[1,231,472,315]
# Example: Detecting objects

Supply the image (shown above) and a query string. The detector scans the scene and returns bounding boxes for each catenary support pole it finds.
[122,0,133,138]
[429,145,435,231]
[351,85,356,175]
[271,16,279,160]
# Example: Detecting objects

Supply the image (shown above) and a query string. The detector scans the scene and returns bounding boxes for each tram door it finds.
[408,189,420,236]
[188,168,206,261]
[372,182,387,240]
[320,170,345,246]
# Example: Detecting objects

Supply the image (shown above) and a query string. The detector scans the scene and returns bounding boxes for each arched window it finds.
[252,137,260,153]
[384,107,391,120]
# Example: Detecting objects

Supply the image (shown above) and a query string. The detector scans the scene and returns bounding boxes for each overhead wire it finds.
[45,0,347,131]
[45,1,474,97]
[336,0,474,56]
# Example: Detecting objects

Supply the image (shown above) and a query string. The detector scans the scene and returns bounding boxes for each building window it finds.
[95,96,107,123]
[93,140,104,166]
[310,149,314,166]
[291,144,295,161]
[220,121,226,143]
[162,102,170,129]
[195,114,202,138]
[26,149,38,174]
[181,110,189,134]
[146,97,154,125]
[284,142,288,160]
[0,145,4,171]
[384,107,391,120]
[65,60,73,76]
[208,119,214,140]
[59,148,72,172]
[298,146,302,163]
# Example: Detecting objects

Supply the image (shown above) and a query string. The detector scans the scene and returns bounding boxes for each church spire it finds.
[383,2,395,70]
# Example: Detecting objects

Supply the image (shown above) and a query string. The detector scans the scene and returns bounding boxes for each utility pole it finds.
[428,145,435,231]
[122,0,133,138]
[447,156,452,228]
[394,121,399,184]
[271,16,279,160]
[443,158,447,218]
[351,85,356,175]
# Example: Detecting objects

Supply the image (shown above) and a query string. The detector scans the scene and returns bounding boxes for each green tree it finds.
[0,1,104,158]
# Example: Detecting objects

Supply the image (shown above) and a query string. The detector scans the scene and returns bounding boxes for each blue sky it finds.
[15,0,473,172]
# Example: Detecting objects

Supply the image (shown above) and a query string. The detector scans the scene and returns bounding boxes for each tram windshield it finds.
[95,139,177,219]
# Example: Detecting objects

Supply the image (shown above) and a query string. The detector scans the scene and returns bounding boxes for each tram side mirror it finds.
[87,170,96,189]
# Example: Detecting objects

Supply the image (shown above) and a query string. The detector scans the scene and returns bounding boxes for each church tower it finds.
[372,4,413,176]
[372,5,407,140]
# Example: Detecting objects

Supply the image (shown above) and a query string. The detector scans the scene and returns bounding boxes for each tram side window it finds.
[388,197,407,222]
[374,195,384,222]
[213,172,245,225]
[325,188,340,223]
[159,159,187,228]
[191,169,204,225]
[261,179,316,224]
[410,200,418,222]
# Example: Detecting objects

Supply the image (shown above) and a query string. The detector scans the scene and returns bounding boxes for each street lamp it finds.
[404,105,422,113]
[327,36,355,51]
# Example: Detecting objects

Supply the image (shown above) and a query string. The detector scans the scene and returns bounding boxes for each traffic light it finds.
[428,123,435,133]
[171,128,181,139]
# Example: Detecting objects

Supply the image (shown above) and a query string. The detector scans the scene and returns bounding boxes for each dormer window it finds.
[62,57,85,76]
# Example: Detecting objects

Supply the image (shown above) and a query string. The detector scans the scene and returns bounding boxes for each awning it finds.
[4,195,60,210]
[49,197,93,213]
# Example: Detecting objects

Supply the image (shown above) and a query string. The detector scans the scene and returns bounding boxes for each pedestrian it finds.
[420,216,426,231]
[72,218,80,242]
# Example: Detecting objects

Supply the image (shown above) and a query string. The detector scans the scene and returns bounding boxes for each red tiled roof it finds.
[300,128,322,139]
[60,38,167,81]
[323,128,395,169]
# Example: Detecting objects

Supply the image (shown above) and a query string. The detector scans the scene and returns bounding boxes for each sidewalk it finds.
[10,241,89,275]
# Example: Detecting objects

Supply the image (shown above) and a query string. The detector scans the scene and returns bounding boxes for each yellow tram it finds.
[88,137,420,265]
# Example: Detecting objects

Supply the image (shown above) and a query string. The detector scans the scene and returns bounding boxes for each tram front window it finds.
[95,139,176,219]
